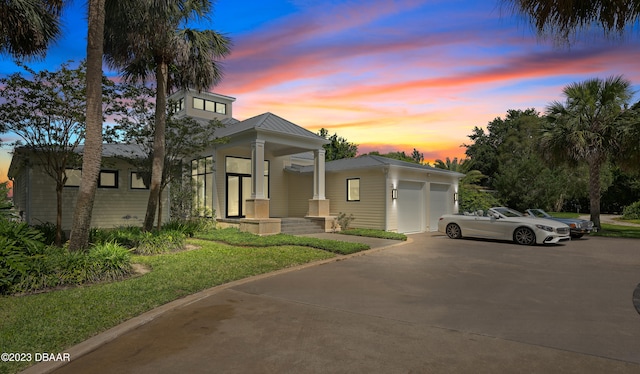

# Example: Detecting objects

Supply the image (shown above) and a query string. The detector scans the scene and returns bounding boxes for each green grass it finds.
[195,227,369,255]
[340,228,407,241]
[593,224,640,239]
[0,239,334,374]
[549,212,581,219]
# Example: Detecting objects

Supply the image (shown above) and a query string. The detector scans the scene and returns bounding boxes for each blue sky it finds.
[2,0,640,182]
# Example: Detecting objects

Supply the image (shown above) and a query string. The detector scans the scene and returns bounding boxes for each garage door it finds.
[429,183,451,231]
[397,181,424,233]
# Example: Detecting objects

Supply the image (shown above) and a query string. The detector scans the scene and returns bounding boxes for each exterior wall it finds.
[15,159,169,230]
[326,169,386,230]
[171,90,235,122]
[11,166,29,222]
[286,172,313,217]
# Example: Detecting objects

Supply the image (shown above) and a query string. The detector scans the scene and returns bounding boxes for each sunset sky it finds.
[2,0,640,184]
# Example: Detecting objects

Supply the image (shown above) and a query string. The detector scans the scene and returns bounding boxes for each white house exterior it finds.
[9,89,462,235]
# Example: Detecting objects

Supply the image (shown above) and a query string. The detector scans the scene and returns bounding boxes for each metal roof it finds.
[214,112,327,142]
[288,154,465,177]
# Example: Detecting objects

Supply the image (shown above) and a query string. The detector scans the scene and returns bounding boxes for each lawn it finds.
[0,239,335,374]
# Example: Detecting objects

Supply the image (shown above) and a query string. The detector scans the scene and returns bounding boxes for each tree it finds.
[0,0,63,59]
[109,86,227,228]
[103,0,231,231]
[503,0,640,44]
[433,157,468,173]
[318,128,358,161]
[0,62,118,245]
[411,148,424,164]
[68,0,106,251]
[541,76,634,228]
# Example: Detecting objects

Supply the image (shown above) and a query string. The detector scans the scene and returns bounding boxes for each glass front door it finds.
[226,175,251,217]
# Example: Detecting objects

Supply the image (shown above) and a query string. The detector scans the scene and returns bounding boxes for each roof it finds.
[288,154,465,177]
[214,112,327,143]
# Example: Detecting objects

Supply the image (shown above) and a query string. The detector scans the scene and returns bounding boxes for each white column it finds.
[251,140,265,199]
[313,148,326,200]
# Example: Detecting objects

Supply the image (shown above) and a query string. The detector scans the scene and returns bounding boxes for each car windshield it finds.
[493,207,523,217]
[528,209,549,218]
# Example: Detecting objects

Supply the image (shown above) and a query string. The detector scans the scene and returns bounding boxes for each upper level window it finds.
[65,169,82,187]
[193,97,226,115]
[170,98,185,113]
[347,178,360,201]
[130,172,148,189]
[99,171,118,188]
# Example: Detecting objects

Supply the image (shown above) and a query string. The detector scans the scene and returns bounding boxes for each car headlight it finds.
[569,223,577,228]
[535,224,554,232]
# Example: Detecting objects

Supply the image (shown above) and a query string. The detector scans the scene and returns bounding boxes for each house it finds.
[8,144,170,230]
[8,89,463,234]
[171,89,463,234]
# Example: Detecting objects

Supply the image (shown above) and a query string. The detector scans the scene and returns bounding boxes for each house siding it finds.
[326,169,386,230]
[15,159,168,230]
[286,172,313,217]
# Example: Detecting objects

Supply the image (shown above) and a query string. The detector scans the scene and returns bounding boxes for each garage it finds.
[429,183,451,231]
[397,181,425,233]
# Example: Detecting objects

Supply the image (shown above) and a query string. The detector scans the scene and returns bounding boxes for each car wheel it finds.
[446,223,462,239]
[514,227,535,245]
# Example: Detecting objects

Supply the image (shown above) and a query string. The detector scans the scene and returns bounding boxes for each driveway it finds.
[34,234,640,373]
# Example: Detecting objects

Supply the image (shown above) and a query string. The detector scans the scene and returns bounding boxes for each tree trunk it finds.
[55,182,63,246]
[68,0,105,251]
[143,61,168,231]
[588,156,602,230]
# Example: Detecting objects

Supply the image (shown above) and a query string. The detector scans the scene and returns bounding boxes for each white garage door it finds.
[429,183,451,231]
[397,181,424,233]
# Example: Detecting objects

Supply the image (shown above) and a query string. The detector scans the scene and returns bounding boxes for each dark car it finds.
[526,209,593,238]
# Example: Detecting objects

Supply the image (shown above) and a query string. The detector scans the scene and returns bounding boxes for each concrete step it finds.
[280,218,325,235]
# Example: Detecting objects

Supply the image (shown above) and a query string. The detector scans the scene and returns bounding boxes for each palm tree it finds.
[503,0,640,44]
[541,76,633,229]
[68,0,106,251]
[103,0,231,231]
[0,0,63,58]
[433,157,469,173]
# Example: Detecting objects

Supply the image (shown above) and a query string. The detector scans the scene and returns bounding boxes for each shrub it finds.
[623,201,640,220]
[162,218,215,237]
[336,212,355,231]
[0,220,47,294]
[33,221,64,245]
[133,230,186,255]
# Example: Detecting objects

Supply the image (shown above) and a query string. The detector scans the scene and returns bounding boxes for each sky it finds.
[2,0,640,184]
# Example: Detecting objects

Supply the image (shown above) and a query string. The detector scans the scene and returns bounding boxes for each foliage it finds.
[32,221,64,246]
[457,170,501,212]
[89,226,186,255]
[318,128,358,161]
[162,218,216,237]
[592,223,640,238]
[503,0,640,45]
[541,76,634,228]
[339,228,407,241]
[195,228,369,255]
[336,212,355,231]
[433,157,469,173]
[0,0,63,59]
[0,61,121,245]
[623,201,640,220]
[365,150,424,164]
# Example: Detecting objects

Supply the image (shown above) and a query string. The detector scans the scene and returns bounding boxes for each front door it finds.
[226,174,251,218]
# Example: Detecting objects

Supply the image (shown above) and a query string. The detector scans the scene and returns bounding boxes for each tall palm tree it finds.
[541,76,633,229]
[68,0,106,251]
[503,0,640,43]
[0,0,63,58]
[103,0,231,231]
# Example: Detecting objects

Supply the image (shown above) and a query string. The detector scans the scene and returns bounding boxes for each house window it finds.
[65,169,82,187]
[347,178,360,201]
[99,171,118,188]
[192,97,227,115]
[171,98,184,113]
[192,156,214,217]
[130,172,148,189]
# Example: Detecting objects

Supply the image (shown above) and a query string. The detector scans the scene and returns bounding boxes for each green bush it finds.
[133,230,186,255]
[0,220,47,294]
[623,201,640,220]
[9,243,132,295]
[162,218,215,237]
[33,221,64,245]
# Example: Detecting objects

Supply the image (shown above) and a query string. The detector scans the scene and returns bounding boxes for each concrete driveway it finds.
[35,233,640,373]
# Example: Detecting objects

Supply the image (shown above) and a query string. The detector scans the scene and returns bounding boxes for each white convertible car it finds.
[438,207,571,245]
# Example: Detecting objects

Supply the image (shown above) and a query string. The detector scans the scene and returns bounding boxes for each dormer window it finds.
[170,97,185,113]
[193,97,226,114]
